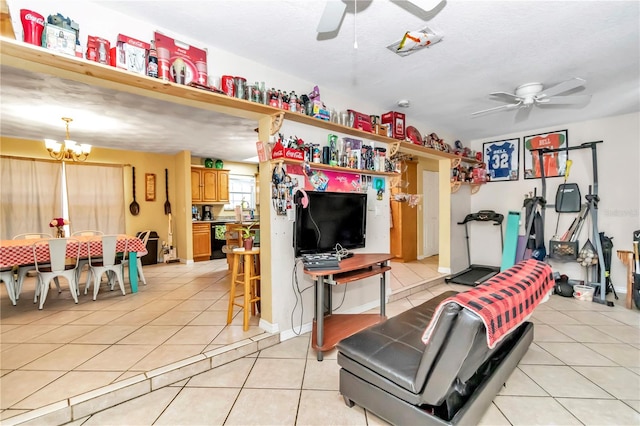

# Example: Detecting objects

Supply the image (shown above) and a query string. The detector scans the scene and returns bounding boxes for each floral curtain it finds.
[0,157,63,239]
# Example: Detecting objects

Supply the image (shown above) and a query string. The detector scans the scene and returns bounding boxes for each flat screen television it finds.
[294,191,367,257]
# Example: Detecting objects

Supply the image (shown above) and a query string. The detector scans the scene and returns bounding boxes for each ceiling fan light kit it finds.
[472,77,592,116]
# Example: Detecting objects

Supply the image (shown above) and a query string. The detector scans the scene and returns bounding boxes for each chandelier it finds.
[44,117,91,162]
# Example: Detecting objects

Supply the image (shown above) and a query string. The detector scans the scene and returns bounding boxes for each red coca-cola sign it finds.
[23,11,45,25]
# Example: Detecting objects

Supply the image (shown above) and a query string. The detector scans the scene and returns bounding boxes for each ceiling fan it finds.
[472,77,591,116]
[317,0,444,34]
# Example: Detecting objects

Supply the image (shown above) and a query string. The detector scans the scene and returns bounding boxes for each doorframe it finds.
[422,170,439,258]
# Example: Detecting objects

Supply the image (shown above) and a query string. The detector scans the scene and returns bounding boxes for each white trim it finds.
[438,266,451,274]
[280,322,313,341]
[258,318,279,334]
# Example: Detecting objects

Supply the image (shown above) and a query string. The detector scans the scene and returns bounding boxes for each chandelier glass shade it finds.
[44,117,91,162]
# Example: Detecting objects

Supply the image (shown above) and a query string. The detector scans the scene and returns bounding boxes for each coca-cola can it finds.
[221,75,235,97]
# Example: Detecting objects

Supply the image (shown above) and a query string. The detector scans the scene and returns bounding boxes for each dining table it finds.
[0,234,147,293]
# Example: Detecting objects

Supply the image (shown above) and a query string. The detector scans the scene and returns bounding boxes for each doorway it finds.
[423,170,439,257]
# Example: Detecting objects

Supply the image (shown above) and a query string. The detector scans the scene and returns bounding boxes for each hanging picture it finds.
[523,130,569,179]
[483,138,520,182]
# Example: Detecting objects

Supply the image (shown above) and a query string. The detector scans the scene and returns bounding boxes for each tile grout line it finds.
[0,332,280,425]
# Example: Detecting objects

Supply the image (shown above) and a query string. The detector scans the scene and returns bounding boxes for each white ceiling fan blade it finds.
[471,102,521,116]
[515,105,532,123]
[317,1,348,33]
[538,94,592,105]
[406,0,444,12]
[489,91,521,101]
[539,77,586,98]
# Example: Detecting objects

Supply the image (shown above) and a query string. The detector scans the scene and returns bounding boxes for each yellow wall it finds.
[1,136,182,260]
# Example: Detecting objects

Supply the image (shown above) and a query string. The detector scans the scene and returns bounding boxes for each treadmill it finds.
[446,210,504,286]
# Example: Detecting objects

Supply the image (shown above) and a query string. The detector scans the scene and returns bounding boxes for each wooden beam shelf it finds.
[0,36,474,166]
[399,141,481,165]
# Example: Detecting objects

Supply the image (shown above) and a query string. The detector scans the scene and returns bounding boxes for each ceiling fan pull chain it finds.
[354,0,358,49]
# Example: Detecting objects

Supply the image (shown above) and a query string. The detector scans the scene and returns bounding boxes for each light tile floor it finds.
[0,255,443,422]
[3,256,640,425]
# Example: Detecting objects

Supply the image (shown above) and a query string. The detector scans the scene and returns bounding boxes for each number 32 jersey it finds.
[485,142,514,179]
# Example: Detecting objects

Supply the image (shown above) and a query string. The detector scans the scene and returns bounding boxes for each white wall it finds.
[469,112,640,293]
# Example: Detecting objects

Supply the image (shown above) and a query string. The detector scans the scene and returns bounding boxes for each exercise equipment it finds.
[501,211,521,271]
[534,141,612,306]
[520,189,546,261]
[633,230,640,309]
[446,210,504,286]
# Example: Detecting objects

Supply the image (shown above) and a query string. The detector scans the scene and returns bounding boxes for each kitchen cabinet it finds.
[191,167,229,203]
[217,170,229,202]
[390,160,417,262]
[192,222,211,261]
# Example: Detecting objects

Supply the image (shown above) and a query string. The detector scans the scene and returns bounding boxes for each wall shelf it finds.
[450,181,484,194]
[398,141,481,164]
[0,37,474,165]
[274,158,397,177]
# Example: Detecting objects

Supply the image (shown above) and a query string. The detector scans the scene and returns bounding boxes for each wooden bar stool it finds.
[227,248,261,331]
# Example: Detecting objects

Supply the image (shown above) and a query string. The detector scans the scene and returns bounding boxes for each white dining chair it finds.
[122,230,150,286]
[12,232,55,300]
[85,235,127,300]
[32,238,81,309]
[71,230,104,289]
[0,267,17,305]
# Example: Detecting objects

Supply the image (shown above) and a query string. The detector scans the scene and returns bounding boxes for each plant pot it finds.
[243,238,254,250]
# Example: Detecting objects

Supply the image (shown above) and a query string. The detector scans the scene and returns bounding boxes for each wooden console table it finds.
[304,253,392,361]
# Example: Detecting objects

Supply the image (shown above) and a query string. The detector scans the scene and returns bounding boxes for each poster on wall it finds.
[483,138,519,181]
[523,130,569,179]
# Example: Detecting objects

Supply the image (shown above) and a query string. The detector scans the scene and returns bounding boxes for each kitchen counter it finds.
[193,217,259,224]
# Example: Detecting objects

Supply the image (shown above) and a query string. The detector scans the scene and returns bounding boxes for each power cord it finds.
[290,258,315,336]
[334,243,350,260]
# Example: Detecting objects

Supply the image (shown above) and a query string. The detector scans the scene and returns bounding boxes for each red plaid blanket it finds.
[422,259,554,349]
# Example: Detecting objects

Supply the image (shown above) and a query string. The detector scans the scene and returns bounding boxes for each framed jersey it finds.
[483,138,519,182]
[523,130,569,179]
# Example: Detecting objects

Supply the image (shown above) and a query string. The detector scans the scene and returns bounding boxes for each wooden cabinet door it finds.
[217,170,229,202]
[191,169,202,202]
[389,160,417,262]
[192,223,211,261]
[201,169,218,202]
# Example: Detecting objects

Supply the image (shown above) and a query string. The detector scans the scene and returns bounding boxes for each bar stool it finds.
[227,248,261,331]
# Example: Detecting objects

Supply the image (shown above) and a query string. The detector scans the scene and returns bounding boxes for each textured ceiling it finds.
[1,0,639,161]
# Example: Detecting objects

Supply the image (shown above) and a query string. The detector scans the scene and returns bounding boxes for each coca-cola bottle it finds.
[147,40,158,78]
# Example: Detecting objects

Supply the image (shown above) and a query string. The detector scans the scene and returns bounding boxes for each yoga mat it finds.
[501,211,521,271]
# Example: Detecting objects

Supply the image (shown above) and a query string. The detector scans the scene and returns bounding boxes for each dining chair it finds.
[71,230,104,289]
[0,267,17,305]
[85,235,127,300]
[12,232,55,300]
[32,238,81,309]
[122,230,150,286]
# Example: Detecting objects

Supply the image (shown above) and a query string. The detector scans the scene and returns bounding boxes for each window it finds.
[0,157,125,239]
[224,174,256,210]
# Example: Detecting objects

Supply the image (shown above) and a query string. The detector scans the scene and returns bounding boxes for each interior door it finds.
[423,171,439,257]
